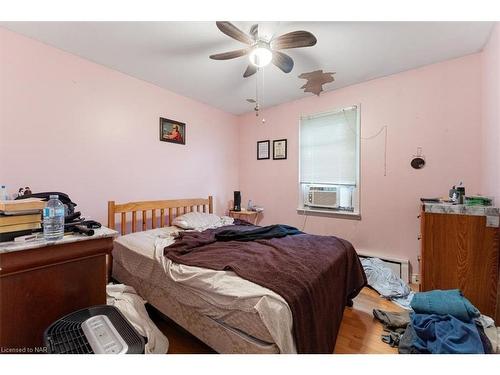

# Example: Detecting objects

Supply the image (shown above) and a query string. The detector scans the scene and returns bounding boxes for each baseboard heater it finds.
[357,250,410,284]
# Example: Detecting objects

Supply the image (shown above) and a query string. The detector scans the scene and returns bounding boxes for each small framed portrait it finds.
[159,117,186,145]
[273,139,287,160]
[257,140,270,160]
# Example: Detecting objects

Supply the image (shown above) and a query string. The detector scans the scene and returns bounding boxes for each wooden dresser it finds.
[0,228,116,352]
[420,203,500,323]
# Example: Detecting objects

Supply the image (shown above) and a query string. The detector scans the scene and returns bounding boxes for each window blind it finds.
[300,107,358,185]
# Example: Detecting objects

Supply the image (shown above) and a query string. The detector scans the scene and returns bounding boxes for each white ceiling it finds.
[1,21,494,115]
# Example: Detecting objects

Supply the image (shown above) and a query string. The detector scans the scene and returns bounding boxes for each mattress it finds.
[112,227,295,353]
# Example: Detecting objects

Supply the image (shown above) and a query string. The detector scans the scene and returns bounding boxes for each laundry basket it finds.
[43,305,145,354]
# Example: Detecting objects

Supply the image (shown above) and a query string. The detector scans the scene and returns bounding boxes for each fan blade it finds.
[209,48,249,60]
[272,51,294,73]
[271,30,317,50]
[216,21,254,45]
[246,98,256,103]
[243,65,258,78]
[249,24,258,39]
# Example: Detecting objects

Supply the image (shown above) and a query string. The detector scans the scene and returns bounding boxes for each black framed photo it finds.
[273,139,287,160]
[257,140,270,160]
[159,117,186,145]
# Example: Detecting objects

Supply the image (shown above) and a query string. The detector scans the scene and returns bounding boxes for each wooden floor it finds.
[149,286,403,354]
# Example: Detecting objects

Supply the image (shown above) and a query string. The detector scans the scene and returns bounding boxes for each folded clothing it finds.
[410,289,480,322]
[411,313,484,354]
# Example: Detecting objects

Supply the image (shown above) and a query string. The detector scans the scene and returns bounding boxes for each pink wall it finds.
[238,54,483,275]
[0,26,492,278]
[0,28,240,225]
[481,23,500,204]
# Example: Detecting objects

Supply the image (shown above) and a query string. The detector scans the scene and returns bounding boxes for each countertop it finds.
[0,227,118,254]
[423,202,499,216]
[423,202,499,227]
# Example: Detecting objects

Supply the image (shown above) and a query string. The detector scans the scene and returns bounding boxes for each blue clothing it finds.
[410,289,480,322]
[411,313,484,354]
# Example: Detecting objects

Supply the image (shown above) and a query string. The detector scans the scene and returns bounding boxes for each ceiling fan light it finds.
[249,47,272,67]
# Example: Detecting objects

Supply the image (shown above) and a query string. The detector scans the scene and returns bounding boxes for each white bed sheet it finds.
[113,227,296,353]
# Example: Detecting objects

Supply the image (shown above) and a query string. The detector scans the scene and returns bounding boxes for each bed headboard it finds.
[107,196,213,235]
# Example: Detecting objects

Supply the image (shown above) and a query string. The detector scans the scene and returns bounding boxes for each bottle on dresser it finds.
[0,185,8,201]
[43,195,65,241]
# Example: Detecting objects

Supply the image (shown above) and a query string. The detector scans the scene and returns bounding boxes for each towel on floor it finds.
[410,289,480,322]
[411,313,484,354]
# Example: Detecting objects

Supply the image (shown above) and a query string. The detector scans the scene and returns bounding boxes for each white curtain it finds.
[300,107,358,185]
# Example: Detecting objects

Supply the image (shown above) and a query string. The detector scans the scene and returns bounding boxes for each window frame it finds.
[297,104,361,220]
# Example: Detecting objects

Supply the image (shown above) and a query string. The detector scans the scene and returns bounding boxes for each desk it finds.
[0,227,117,351]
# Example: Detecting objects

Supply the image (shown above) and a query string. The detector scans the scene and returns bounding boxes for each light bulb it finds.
[249,46,272,67]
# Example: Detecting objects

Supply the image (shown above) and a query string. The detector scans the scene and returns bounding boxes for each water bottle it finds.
[43,195,65,240]
[0,185,8,200]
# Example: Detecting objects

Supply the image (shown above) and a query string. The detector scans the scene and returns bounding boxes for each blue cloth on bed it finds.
[411,313,484,354]
[410,289,480,322]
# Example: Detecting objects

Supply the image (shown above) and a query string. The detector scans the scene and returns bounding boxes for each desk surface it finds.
[229,210,261,215]
[0,227,118,254]
[423,202,499,216]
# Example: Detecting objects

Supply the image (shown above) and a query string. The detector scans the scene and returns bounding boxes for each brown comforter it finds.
[164,224,366,353]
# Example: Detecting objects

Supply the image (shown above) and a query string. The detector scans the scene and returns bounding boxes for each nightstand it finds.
[229,209,261,225]
[0,227,117,351]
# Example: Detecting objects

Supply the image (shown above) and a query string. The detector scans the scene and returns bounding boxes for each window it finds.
[299,105,360,217]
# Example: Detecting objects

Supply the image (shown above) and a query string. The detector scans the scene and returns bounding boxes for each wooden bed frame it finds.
[107,196,280,354]
[108,196,213,235]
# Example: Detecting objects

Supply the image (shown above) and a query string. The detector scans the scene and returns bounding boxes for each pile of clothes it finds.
[360,257,414,308]
[373,289,499,354]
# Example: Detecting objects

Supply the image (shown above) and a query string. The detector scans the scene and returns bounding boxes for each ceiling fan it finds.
[209,22,317,78]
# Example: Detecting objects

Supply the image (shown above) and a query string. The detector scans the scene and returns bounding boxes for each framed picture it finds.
[159,117,186,145]
[273,139,287,160]
[257,140,270,160]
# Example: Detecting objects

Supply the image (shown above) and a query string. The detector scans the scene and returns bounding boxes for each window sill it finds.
[296,207,361,220]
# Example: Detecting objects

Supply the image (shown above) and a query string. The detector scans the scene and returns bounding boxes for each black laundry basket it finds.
[43,305,145,354]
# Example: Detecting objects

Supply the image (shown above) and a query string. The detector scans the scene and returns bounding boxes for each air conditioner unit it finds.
[304,186,338,209]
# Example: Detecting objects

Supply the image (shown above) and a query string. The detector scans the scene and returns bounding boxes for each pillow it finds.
[172,212,233,230]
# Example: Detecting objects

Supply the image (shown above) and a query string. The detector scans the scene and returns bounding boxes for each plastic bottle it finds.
[0,185,8,200]
[43,195,65,240]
